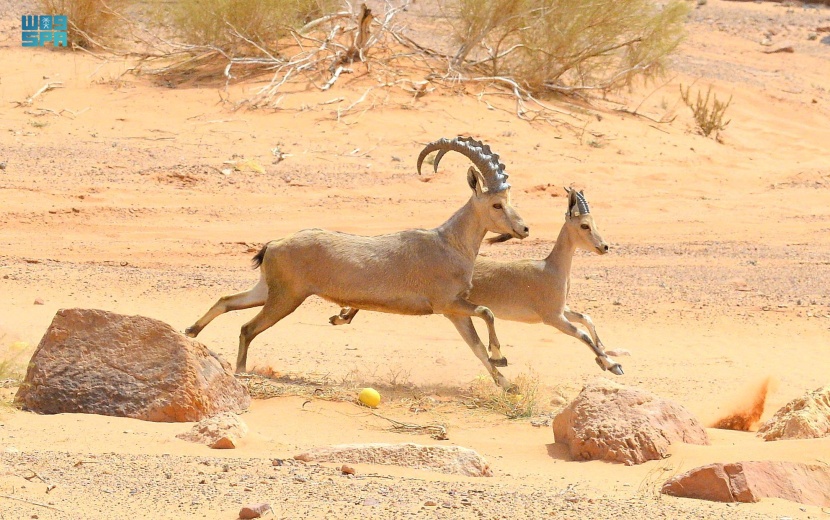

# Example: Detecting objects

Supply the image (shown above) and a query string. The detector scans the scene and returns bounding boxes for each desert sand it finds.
[1,0,830,518]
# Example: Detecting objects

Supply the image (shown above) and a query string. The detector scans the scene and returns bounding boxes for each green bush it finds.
[169,0,340,55]
[452,0,689,94]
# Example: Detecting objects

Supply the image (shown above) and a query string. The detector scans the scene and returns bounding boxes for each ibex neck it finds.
[437,198,487,261]
[545,223,576,274]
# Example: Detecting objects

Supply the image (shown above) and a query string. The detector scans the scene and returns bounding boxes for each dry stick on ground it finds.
[371,412,449,440]
[24,468,56,493]
[0,494,64,512]
[16,83,64,107]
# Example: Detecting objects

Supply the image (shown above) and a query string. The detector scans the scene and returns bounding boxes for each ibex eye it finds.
[580,224,590,230]
[493,203,503,210]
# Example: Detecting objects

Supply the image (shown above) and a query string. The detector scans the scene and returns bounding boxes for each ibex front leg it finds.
[444,315,512,389]
[564,308,607,352]
[545,313,623,375]
[442,299,507,366]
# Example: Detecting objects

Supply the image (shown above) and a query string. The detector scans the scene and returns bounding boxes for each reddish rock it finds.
[239,503,271,519]
[294,443,492,477]
[15,308,250,422]
[553,378,708,465]
[662,461,830,507]
[177,412,248,448]
[757,385,830,441]
[340,464,356,475]
[763,41,795,54]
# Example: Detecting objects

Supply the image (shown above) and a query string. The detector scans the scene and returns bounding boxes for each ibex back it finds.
[185,137,529,388]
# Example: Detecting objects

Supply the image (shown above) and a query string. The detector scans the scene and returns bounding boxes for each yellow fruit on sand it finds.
[358,387,381,408]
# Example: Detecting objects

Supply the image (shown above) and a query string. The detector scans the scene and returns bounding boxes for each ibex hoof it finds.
[596,356,624,375]
[489,356,508,367]
[328,315,341,325]
[184,325,199,338]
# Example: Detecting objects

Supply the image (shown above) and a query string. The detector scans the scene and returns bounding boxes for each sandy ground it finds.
[2,0,830,518]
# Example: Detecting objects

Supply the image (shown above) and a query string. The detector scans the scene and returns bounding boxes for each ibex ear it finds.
[566,187,580,218]
[467,166,486,195]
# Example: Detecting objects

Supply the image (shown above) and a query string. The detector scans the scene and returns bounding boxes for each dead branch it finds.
[0,494,64,511]
[16,83,64,107]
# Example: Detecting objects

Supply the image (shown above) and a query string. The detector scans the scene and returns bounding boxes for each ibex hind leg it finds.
[236,293,304,373]
[329,307,359,325]
[185,277,269,337]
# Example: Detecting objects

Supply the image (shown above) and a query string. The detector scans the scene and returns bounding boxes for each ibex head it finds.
[564,187,608,255]
[419,137,529,240]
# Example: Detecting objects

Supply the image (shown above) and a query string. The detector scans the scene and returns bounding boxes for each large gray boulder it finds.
[15,308,250,422]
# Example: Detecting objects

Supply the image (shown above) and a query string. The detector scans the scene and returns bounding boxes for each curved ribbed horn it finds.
[575,191,590,215]
[417,136,510,192]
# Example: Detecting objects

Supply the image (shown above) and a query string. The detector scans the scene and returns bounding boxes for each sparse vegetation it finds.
[168,0,339,55]
[1,339,26,407]
[467,371,540,419]
[451,0,690,94]
[38,0,127,48]
[680,83,732,138]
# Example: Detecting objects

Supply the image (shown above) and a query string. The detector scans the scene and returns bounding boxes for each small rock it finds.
[808,33,818,41]
[239,503,271,519]
[363,497,380,506]
[0,161,6,170]
[816,26,830,33]
[424,500,437,507]
[209,436,237,449]
[760,38,773,46]
[763,42,795,54]
[34,298,45,305]
[341,464,356,475]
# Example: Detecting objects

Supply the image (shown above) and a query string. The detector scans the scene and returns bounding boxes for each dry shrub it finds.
[1,340,27,408]
[468,371,539,419]
[168,0,340,55]
[452,0,689,93]
[680,83,732,138]
[38,0,127,48]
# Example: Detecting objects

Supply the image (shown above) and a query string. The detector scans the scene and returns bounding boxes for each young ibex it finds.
[185,137,529,388]
[331,188,623,376]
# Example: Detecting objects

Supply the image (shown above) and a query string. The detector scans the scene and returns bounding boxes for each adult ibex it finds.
[185,137,529,388]
[331,188,623,376]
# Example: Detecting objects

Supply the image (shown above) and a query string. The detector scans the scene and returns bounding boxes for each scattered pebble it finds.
[340,464,356,475]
